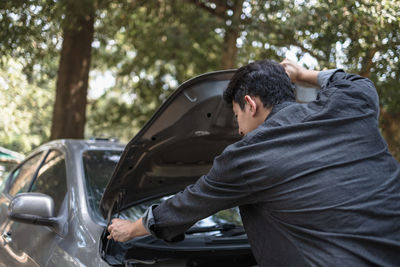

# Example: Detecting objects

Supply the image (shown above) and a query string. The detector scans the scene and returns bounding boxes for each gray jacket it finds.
[143,70,400,266]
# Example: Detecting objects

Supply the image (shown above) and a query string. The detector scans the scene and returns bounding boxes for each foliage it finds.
[88,0,400,144]
[0,0,399,159]
[288,0,400,112]
[0,0,61,83]
[88,0,225,140]
[0,58,54,153]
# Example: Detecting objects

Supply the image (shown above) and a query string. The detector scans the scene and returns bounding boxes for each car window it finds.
[0,167,6,193]
[8,152,45,196]
[82,150,122,221]
[30,150,67,214]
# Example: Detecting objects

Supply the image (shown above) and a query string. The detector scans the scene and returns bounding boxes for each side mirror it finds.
[8,192,57,226]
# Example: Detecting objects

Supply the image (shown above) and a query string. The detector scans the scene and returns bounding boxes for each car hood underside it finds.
[100,70,241,217]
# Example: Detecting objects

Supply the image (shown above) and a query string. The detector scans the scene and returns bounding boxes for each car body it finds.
[0,70,259,266]
[0,139,126,266]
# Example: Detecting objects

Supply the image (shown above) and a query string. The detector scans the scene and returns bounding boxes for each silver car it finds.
[0,70,258,266]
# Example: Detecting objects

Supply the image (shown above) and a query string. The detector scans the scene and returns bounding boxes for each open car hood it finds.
[100,70,241,218]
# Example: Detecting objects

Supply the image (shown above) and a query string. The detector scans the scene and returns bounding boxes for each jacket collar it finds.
[265,101,295,121]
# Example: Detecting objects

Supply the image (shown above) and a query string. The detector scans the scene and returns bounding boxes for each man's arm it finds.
[281,58,379,119]
[108,140,258,243]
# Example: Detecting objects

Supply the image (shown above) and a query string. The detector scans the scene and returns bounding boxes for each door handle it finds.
[2,231,12,244]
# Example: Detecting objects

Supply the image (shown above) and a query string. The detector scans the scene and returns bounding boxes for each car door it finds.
[0,149,68,266]
[0,151,46,266]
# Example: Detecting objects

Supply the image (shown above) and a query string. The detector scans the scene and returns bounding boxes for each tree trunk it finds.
[380,109,400,161]
[221,27,240,69]
[221,0,244,69]
[50,10,94,140]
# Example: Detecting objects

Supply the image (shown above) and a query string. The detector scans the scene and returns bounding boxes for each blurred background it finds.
[0,0,399,166]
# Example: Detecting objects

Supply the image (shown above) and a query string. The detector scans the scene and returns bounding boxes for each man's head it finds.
[223,59,295,135]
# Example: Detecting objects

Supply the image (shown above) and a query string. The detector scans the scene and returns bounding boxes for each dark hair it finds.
[223,59,295,109]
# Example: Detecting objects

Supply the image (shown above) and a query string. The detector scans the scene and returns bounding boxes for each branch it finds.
[186,0,226,20]
[290,38,327,63]
[359,48,377,78]
[252,22,327,63]
[209,0,229,11]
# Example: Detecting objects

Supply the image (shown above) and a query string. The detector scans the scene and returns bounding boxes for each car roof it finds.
[39,139,125,152]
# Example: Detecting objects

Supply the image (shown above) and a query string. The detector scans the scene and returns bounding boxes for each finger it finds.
[107,234,112,240]
[280,58,289,64]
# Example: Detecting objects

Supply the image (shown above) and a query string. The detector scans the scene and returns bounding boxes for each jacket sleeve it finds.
[317,69,380,120]
[142,141,258,242]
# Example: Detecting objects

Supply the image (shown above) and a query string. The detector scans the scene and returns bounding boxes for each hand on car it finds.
[107,217,149,242]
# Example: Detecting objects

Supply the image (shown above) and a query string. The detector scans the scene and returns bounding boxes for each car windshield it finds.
[82,150,243,228]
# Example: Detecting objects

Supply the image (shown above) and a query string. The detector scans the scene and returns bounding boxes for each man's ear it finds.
[244,95,257,116]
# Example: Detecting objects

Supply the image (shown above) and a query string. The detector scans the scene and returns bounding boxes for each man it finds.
[108,59,400,266]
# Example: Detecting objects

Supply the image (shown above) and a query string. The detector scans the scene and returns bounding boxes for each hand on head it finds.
[280,58,306,83]
[280,58,319,87]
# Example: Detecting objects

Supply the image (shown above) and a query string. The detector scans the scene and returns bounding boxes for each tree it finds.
[189,0,245,69]
[1,0,103,141]
[50,0,95,139]
[87,0,226,139]
[1,0,399,160]
[90,0,400,159]
[0,0,93,141]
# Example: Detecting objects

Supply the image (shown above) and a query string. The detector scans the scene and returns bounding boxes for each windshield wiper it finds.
[186,223,245,236]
